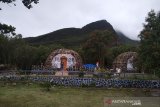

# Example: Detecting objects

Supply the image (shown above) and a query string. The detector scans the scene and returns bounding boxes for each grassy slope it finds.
[0,84,152,107]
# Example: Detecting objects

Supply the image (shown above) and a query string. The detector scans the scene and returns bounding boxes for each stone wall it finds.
[1,76,160,89]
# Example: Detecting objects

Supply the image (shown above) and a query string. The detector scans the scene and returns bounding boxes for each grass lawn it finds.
[0,83,154,107]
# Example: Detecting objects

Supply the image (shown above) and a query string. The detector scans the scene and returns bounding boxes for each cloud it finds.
[0,0,160,40]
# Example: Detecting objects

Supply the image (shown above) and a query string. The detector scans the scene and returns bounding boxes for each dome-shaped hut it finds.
[113,52,138,72]
[45,49,82,70]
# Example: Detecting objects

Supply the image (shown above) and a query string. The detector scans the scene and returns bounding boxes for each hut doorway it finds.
[60,56,67,71]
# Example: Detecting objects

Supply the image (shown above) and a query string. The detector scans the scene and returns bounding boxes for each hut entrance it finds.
[60,56,67,71]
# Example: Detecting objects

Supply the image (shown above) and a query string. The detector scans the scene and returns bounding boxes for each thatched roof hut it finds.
[45,49,82,70]
[113,52,138,72]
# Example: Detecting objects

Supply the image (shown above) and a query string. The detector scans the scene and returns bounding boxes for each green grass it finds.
[119,73,160,80]
[0,84,153,107]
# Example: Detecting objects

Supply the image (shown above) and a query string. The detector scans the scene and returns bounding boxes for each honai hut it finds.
[45,49,82,71]
[113,52,138,72]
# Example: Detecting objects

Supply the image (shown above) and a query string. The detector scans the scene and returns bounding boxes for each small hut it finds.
[113,52,138,72]
[45,49,82,70]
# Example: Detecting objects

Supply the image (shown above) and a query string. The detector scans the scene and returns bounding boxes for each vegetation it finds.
[39,82,52,91]
[0,1,159,107]
[78,71,85,77]
[116,31,139,45]
[0,4,139,69]
[138,10,160,77]
[0,23,16,36]
[0,84,153,107]
[1,9,159,75]
[0,0,39,10]
[0,20,138,70]
[105,44,138,67]
[81,30,117,67]
[0,0,40,69]
[0,32,63,69]
[25,20,138,48]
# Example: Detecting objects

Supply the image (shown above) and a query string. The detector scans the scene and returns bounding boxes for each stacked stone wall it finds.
[1,76,159,88]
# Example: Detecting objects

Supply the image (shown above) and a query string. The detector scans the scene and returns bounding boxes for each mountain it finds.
[116,31,139,45]
[24,20,138,47]
[81,20,115,33]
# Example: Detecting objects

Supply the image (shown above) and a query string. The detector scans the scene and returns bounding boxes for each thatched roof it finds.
[45,48,82,68]
[113,52,138,71]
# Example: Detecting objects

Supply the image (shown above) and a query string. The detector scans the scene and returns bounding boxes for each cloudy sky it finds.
[0,0,160,40]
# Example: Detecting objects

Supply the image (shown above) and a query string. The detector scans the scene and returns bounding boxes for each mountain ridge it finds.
[24,20,139,47]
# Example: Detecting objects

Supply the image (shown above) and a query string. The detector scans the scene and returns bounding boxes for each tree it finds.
[0,34,9,64]
[13,44,38,69]
[0,24,56,70]
[0,23,16,36]
[81,30,117,67]
[0,33,24,67]
[35,45,50,65]
[138,10,160,75]
[106,44,138,67]
[0,0,39,10]
[0,0,40,69]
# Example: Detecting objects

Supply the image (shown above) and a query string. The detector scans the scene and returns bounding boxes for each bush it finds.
[105,73,112,79]
[154,69,160,78]
[93,72,105,78]
[78,72,84,77]
[93,73,98,78]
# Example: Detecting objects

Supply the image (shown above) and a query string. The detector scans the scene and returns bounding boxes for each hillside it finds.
[116,31,139,45]
[24,20,139,47]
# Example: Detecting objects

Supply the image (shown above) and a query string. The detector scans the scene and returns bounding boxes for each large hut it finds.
[45,49,82,70]
[113,52,138,72]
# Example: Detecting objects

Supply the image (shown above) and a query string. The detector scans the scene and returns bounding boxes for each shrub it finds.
[105,73,112,79]
[93,72,105,78]
[78,72,84,77]
[154,68,160,78]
